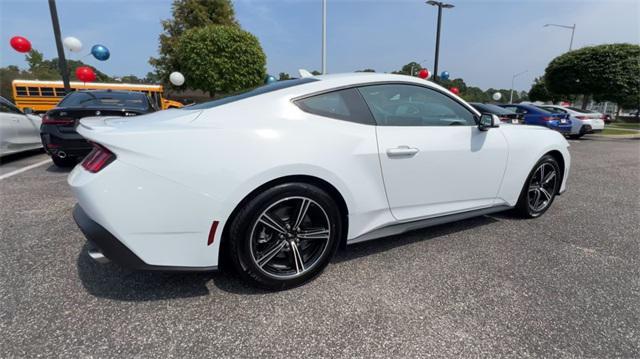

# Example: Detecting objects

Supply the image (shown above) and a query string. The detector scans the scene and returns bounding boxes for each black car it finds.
[41,90,157,167]
[469,102,522,124]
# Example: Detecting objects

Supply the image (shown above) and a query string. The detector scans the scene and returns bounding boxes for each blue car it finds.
[498,103,572,134]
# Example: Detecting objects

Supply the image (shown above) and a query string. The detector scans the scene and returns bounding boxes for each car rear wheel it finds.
[514,155,561,218]
[227,183,342,290]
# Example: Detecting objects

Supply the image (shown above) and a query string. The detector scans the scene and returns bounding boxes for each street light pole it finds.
[426,1,454,83]
[321,0,327,74]
[510,70,528,103]
[544,23,576,51]
[48,0,70,92]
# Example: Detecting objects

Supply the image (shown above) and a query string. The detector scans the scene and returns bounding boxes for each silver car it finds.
[0,96,42,157]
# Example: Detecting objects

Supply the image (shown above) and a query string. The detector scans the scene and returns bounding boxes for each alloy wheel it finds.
[527,162,558,212]
[249,196,331,279]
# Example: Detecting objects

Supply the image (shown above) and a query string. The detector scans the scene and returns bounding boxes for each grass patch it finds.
[600,128,640,136]
[609,122,640,130]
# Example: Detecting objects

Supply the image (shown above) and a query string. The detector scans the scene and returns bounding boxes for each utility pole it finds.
[321,0,327,74]
[544,23,576,51]
[48,0,70,92]
[426,1,454,83]
[510,70,528,103]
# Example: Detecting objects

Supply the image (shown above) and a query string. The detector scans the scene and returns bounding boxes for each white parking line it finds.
[0,159,52,181]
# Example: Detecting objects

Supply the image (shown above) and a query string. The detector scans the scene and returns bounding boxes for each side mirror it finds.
[23,107,33,114]
[478,113,500,131]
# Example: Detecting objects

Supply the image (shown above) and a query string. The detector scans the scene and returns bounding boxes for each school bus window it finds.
[41,87,55,96]
[28,87,41,96]
[16,87,28,96]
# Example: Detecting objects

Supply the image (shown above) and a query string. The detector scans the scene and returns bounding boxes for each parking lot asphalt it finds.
[1,137,639,358]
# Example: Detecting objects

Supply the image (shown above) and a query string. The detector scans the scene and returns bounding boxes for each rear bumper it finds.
[40,125,92,158]
[73,204,217,272]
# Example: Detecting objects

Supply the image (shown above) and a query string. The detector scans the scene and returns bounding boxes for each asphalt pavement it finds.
[1,137,639,358]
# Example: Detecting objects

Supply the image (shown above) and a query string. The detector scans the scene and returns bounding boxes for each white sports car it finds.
[70,73,570,289]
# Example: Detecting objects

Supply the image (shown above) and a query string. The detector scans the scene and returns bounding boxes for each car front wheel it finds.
[515,155,561,218]
[227,183,342,290]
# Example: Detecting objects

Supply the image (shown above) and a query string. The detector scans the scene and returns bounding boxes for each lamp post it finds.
[544,23,576,51]
[510,70,528,103]
[426,0,454,83]
[48,0,70,92]
[321,0,327,74]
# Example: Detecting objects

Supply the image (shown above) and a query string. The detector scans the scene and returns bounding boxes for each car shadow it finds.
[77,216,500,300]
[45,164,74,173]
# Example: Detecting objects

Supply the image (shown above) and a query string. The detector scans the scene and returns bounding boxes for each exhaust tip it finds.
[88,248,110,264]
[57,151,67,159]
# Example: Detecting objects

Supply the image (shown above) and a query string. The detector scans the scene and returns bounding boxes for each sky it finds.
[1,0,638,91]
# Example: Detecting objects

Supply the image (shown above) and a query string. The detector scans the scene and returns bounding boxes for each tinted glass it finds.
[27,87,40,96]
[539,106,565,113]
[295,88,375,125]
[16,86,28,96]
[187,78,318,110]
[471,103,515,115]
[41,87,55,96]
[358,84,475,126]
[58,91,150,110]
[567,107,593,113]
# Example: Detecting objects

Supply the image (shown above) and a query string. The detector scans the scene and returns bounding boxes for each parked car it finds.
[498,103,572,135]
[41,90,157,167]
[536,105,604,138]
[70,73,571,289]
[469,102,522,124]
[0,96,42,158]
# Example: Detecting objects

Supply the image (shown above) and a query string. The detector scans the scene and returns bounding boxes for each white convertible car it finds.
[70,73,570,289]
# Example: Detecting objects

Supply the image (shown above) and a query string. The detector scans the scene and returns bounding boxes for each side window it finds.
[357,84,476,126]
[0,102,21,114]
[294,88,375,125]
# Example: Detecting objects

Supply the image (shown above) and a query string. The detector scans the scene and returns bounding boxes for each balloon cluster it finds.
[265,75,277,84]
[492,92,502,101]
[440,71,450,81]
[449,87,460,95]
[11,34,187,87]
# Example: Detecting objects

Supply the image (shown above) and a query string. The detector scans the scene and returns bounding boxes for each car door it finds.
[9,104,41,147]
[358,83,508,221]
[0,102,18,155]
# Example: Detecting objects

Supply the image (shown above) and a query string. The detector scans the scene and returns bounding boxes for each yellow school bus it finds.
[11,80,183,113]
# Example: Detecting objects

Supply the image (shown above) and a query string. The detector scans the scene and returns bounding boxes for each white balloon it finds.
[492,92,502,101]
[63,36,83,52]
[169,71,185,86]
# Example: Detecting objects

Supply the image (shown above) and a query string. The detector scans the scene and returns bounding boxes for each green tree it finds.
[176,25,266,96]
[150,0,239,82]
[311,70,322,76]
[356,68,376,73]
[392,62,424,76]
[545,43,640,108]
[278,72,290,80]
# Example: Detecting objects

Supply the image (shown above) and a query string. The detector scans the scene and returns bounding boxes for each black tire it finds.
[514,154,561,218]
[569,133,583,139]
[227,182,342,290]
[51,156,77,167]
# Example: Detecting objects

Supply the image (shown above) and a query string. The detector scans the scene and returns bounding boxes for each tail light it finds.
[42,115,75,125]
[81,143,115,173]
[542,116,554,121]
[575,115,588,120]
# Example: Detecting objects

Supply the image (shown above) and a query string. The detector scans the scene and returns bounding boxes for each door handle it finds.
[386,145,419,157]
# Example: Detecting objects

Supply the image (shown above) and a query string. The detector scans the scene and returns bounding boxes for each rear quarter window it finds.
[294,88,375,125]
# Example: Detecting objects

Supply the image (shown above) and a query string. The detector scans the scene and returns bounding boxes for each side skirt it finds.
[347,205,512,245]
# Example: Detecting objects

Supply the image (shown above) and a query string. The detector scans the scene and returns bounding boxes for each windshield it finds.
[59,91,149,110]
[186,78,319,110]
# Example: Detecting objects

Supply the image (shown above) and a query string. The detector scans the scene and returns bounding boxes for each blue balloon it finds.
[91,44,110,61]
[265,75,277,84]
[440,71,450,80]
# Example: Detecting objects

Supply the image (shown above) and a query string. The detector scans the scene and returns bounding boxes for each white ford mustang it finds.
[69,73,570,289]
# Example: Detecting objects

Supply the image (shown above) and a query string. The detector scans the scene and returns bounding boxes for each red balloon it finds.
[418,69,430,79]
[75,66,96,82]
[10,36,31,53]
[450,87,460,95]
